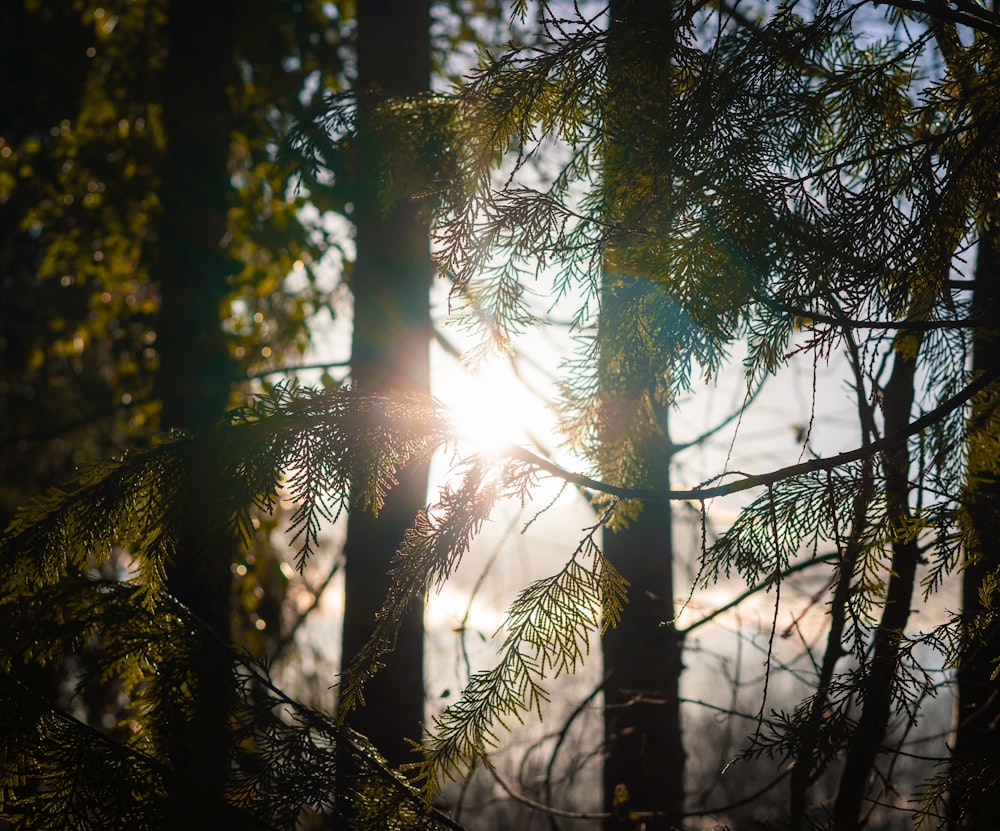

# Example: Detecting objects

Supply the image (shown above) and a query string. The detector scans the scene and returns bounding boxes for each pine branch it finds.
[873,0,1000,38]
[1,386,452,600]
[0,675,280,831]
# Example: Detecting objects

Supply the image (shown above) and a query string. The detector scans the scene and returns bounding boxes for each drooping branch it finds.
[504,364,1000,501]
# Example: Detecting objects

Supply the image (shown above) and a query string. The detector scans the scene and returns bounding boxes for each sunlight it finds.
[437,357,545,454]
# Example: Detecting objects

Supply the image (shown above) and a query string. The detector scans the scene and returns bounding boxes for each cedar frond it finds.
[0,580,461,831]
[409,527,627,796]
[704,464,873,586]
[339,454,540,713]
[0,386,452,600]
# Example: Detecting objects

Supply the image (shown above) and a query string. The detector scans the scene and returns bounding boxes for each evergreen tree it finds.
[425,0,1000,825]
[1,1,486,825]
[949,204,1000,830]
[0,386,465,829]
[338,0,435,768]
[599,1,684,826]
[150,0,244,796]
[0,2,346,731]
[0,0,343,525]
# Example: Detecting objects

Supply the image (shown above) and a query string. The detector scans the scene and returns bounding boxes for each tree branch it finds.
[243,360,350,382]
[677,552,840,636]
[504,365,1000,501]
[873,0,1000,39]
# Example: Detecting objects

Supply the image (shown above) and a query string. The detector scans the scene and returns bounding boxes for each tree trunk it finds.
[338,0,433,768]
[833,336,922,829]
[152,0,240,801]
[600,3,685,828]
[949,211,1000,831]
[601,449,685,831]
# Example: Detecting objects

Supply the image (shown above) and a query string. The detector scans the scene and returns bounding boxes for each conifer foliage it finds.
[0,386,457,828]
[421,0,1000,824]
[0,382,624,826]
[4,0,1000,828]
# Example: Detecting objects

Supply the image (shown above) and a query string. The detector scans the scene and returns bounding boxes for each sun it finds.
[435,357,547,455]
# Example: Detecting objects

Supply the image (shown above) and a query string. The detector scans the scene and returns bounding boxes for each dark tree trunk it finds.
[833,337,922,829]
[154,3,237,440]
[949,215,1000,831]
[601,451,685,831]
[338,0,433,768]
[600,3,685,828]
[151,0,240,800]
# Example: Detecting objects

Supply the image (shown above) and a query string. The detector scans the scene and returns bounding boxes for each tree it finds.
[424,0,1000,827]
[288,0,515,772]
[0,0,342,525]
[0,0,482,825]
[0,0,157,529]
[948,202,1000,830]
[338,0,435,768]
[598,2,684,826]
[0,386,467,829]
[1,0,351,821]
[0,0,347,693]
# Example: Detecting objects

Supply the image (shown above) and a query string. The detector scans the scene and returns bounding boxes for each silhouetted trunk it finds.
[338,0,433,767]
[600,3,685,828]
[601,449,685,831]
[152,0,240,800]
[949,213,1000,830]
[833,334,922,829]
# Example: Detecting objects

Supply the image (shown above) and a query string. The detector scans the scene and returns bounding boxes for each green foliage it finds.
[0,372,641,827]
[431,0,999,383]
[0,382,632,819]
[397,0,1000,824]
[0,0,347,520]
[703,467,872,586]
[0,589,459,831]
[408,525,627,795]
[0,386,463,827]
[1,385,449,601]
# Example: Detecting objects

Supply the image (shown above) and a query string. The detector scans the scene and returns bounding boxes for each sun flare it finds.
[438,358,545,455]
